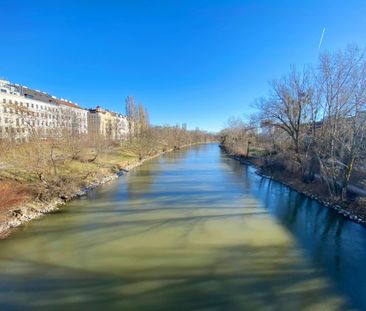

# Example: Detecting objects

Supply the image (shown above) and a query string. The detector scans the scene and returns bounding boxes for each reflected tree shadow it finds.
[0,242,351,311]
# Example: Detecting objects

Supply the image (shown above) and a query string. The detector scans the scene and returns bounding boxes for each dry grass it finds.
[0,138,142,206]
[0,135,208,213]
[0,181,32,211]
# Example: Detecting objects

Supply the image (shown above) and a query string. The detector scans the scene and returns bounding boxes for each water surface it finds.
[0,144,365,310]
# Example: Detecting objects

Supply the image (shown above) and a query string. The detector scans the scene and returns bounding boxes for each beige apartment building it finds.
[88,106,128,140]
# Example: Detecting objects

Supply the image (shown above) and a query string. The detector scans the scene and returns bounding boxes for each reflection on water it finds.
[0,144,364,310]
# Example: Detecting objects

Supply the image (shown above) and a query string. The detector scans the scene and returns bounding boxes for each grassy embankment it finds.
[0,136,213,237]
[0,139,162,235]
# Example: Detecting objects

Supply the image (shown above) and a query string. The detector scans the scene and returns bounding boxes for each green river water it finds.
[0,143,365,310]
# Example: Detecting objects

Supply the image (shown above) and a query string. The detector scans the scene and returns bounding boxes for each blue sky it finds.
[1,0,365,132]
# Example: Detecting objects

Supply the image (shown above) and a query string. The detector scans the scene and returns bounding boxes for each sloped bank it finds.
[0,144,204,239]
[220,145,366,227]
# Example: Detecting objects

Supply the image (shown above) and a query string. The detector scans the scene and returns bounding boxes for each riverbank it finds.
[0,143,207,239]
[2,142,364,311]
[220,145,366,227]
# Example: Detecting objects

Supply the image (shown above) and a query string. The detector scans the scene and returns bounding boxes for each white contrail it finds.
[318,27,326,49]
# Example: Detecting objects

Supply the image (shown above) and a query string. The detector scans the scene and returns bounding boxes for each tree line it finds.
[221,44,366,201]
[0,96,213,205]
[124,95,212,160]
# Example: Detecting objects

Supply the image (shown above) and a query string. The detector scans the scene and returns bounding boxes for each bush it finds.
[260,153,301,176]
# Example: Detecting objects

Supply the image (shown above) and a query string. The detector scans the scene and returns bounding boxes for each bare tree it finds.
[125,96,138,141]
[256,66,314,167]
[315,44,366,199]
[220,117,256,157]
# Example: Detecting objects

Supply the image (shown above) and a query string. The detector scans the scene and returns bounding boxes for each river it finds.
[0,143,365,310]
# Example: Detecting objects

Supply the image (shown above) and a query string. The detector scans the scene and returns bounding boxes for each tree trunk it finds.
[246,141,251,158]
[340,155,355,201]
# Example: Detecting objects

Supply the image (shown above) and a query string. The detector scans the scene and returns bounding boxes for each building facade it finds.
[0,79,88,140]
[88,106,128,140]
[0,78,129,141]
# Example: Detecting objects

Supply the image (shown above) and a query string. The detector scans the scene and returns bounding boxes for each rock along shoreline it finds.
[222,147,366,227]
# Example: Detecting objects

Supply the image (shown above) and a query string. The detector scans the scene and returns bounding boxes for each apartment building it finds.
[53,98,88,135]
[0,78,129,141]
[0,79,88,140]
[0,79,20,96]
[88,106,128,140]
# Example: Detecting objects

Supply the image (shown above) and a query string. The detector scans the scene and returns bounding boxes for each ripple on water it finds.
[0,144,357,310]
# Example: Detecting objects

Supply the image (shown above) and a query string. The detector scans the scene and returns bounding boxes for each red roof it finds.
[54,98,83,110]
